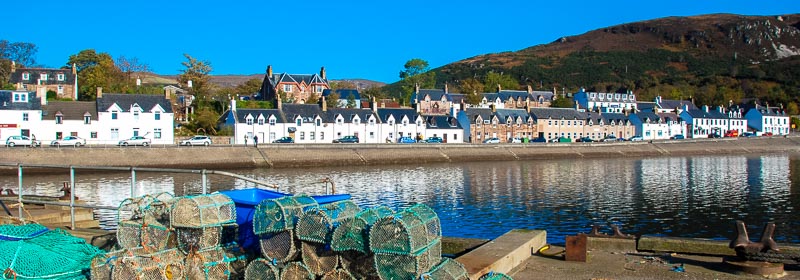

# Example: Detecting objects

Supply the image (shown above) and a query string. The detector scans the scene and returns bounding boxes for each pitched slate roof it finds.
[448,93,465,105]
[413,89,457,102]
[376,108,417,123]
[9,68,76,85]
[42,101,97,121]
[637,102,658,112]
[0,91,41,110]
[658,99,697,111]
[600,113,630,124]
[528,108,586,121]
[323,108,376,123]
[531,90,555,101]
[463,108,494,122]
[322,89,360,100]
[96,93,173,113]
[750,104,786,116]
[684,108,729,119]
[494,108,533,123]
[497,90,531,101]
[271,73,328,86]
[233,109,285,123]
[281,104,323,123]
[425,115,461,129]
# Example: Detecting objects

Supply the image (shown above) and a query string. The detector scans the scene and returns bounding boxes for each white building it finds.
[679,105,746,138]
[40,101,98,143]
[95,91,175,145]
[573,88,637,113]
[629,111,686,140]
[745,104,790,135]
[0,90,43,141]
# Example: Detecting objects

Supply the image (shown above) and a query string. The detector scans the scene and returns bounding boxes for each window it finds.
[484,120,490,125]
[58,73,65,81]
[246,118,253,125]
[91,132,97,139]
[155,112,161,120]
[111,111,118,120]
[133,128,139,137]
[84,116,91,124]
[56,115,63,124]
[453,134,458,140]
[354,118,360,125]
[23,113,28,121]
[133,111,140,120]
[57,85,64,94]
[369,119,375,125]
[315,86,324,93]
[316,119,321,126]
[283,85,293,92]
[300,132,305,140]
[154,128,162,139]
[258,118,264,125]
[269,132,276,140]
[40,73,48,81]
[296,119,302,126]
[320,132,325,140]
[111,128,119,139]
[270,118,276,126]
[22,72,30,80]
[370,132,375,139]
[13,92,27,102]
[310,132,315,140]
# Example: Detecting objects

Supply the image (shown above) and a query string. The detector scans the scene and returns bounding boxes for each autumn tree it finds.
[116,56,150,93]
[483,72,519,92]
[234,78,262,98]
[0,40,38,87]
[346,93,356,108]
[67,49,123,100]
[325,93,340,108]
[459,78,484,105]
[178,54,213,106]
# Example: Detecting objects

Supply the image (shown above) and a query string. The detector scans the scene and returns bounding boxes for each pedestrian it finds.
[244,135,248,146]
[253,135,258,147]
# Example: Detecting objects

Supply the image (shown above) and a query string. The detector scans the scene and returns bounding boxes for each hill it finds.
[425,13,800,107]
[143,73,385,90]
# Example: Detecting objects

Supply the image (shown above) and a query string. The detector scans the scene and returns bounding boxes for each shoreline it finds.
[1,136,799,172]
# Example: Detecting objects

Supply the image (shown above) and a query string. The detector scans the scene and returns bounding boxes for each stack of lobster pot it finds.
[423,258,470,280]
[295,200,362,276]
[116,193,177,253]
[184,244,248,280]
[369,204,443,280]
[251,195,319,265]
[170,193,239,254]
[331,206,395,280]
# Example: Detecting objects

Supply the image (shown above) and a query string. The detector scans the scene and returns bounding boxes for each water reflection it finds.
[1,154,797,245]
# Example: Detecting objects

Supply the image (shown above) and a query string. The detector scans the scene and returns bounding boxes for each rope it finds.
[537,244,565,256]
[3,268,17,280]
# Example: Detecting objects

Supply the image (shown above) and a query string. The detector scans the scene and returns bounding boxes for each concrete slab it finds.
[456,229,546,279]
[638,236,736,256]
[588,236,637,252]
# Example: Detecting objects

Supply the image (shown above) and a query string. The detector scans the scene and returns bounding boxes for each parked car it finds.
[333,136,359,143]
[397,136,416,143]
[530,137,547,143]
[577,137,594,143]
[708,133,722,139]
[483,137,500,144]
[423,136,443,143]
[628,136,644,142]
[724,130,739,138]
[671,134,685,140]
[509,137,523,143]
[272,136,294,143]
[50,136,86,147]
[179,135,212,146]
[764,132,773,136]
[741,132,757,138]
[601,135,618,142]
[6,135,41,147]
[118,136,151,146]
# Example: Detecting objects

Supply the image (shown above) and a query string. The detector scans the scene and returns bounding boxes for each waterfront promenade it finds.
[1,136,799,170]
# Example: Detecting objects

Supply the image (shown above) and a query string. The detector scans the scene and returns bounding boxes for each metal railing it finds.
[0,163,280,229]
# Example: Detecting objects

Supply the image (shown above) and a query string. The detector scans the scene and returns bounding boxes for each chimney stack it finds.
[11,61,16,73]
[491,104,496,113]
[267,65,273,77]
[277,93,282,110]
[371,96,378,112]
[37,86,47,106]
[231,96,237,112]
[320,67,326,80]
[444,83,448,94]
[497,84,501,92]
[96,87,103,99]
[527,85,532,94]
[165,87,170,100]
[136,76,142,86]
[72,63,77,75]
[321,96,327,112]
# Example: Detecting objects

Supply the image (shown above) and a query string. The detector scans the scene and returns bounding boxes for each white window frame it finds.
[57,73,65,81]
[22,72,30,80]
[40,73,48,81]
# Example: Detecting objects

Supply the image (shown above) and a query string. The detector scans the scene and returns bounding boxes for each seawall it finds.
[2,137,799,170]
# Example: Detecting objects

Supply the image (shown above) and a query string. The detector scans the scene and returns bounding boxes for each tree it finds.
[177,54,213,106]
[362,86,388,100]
[787,102,799,116]
[398,58,436,106]
[459,78,484,105]
[0,40,38,67]
[325,93,340,108]
[186,107,221,135]
[305,91,319,104]
[483,72,519,91]
[116,56,150,93]
[551,97,575,108]
[330,80,357,90]
[67,49,122,100]
[234,78,262,98]
[346,93,356,108]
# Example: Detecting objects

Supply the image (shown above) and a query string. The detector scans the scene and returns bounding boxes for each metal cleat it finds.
[729,220,779,256]
[584,224,635,239]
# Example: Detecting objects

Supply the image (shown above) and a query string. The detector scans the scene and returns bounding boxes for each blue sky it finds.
[4,0,798,83]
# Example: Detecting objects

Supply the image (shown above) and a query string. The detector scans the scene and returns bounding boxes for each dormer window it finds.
[354,118,360,125]
[22,72,30,80]
[269,118,276,126]
[13,92,27,102]
[258,118,264,125]
[336,117,344,125]
[84,115,91,124]
[111,111,118,120]
[316,119,321,126]
[629,94,635,100]
[388,120,394,126]
[296,118,302,126]
[590,93,596,98]
[57,73,65,81]
[246,117,253,125]
[40,73,48,81]
[155,112,161,120]
[133,110,140,120]
[56,114,63,124]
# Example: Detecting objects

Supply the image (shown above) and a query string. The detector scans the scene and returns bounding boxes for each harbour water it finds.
[3,153,798,245]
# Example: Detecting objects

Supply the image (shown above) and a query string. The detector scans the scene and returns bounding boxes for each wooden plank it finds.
[456,229,546,280]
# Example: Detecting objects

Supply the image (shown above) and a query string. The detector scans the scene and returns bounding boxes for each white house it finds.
[423,115,464,143]
[680,105,746,138]
[0,90,43,141]
[95,91,174,145]
[40,101,98,143]
[629,111,686,140]
[376,108,425,142]
[745,104,790,135]
[573,88,637,113]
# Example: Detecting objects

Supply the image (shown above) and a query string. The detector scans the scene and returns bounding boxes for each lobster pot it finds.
[259,230,300,263]
[300,241,339,276]
[118,219,175,252]
[90,247,151,280]
[111,249,185,280]
[118,195,156,221]
[296,200,362,244]
[144,192,177,226]
[478,272,514,280]
[244,258,281,280]
[171,193,236,228]
[321,268,356,280]
[176,223,238,254]
[339,251,380,280]
[331,206,394,253]
[373,239,442,280]
[184,245,247,280]
[425,258,469,280]
[254,195,318,235]
[280,261,315,280]
[369,204,441,255]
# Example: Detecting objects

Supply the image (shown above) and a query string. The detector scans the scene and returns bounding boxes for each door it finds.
[56,132,63,140]
[21,129,29,137]
[443,134,448,143]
